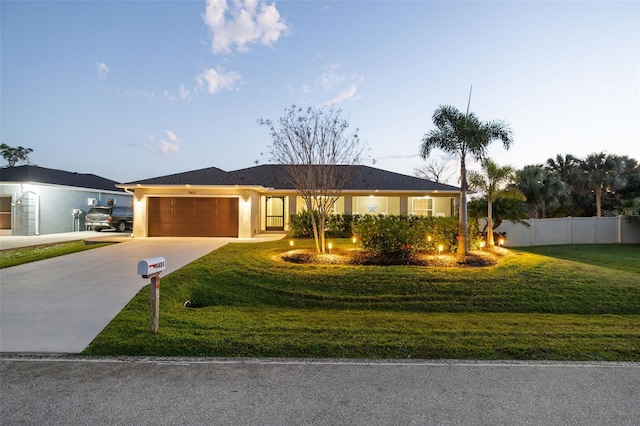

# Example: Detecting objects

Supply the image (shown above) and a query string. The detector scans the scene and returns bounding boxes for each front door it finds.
[265,196,285,231]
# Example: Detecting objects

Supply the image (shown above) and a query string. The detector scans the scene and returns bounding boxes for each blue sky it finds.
[2,0,638,184]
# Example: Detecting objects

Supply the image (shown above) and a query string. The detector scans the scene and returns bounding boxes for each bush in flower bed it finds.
[353,215,482,260]
[288,212,482,260]
[288,211,359,238]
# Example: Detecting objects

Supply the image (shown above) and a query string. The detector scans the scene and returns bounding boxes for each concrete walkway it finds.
[0,233,284,353]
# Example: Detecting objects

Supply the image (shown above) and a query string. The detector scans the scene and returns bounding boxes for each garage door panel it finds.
[148,197,238,237]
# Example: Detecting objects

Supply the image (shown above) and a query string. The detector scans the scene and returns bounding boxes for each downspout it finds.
[123,187,135,237]
[21,187,40,236]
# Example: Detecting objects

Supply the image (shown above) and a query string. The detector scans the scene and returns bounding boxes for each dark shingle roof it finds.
[124,164,459,192]
[0,165,124,192]
[125,166,248,186]
[230,165,460,191]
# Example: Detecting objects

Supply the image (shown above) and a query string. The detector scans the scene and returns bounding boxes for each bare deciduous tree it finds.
[414,159,456,183]
[258,105,364,253]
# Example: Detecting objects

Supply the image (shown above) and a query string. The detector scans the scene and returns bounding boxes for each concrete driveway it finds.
[0,234,284,353]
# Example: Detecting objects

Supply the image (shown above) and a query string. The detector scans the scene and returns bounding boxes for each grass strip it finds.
[0,240,113,269]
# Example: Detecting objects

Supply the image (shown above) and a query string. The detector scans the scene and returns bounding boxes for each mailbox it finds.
[137,256,166,278]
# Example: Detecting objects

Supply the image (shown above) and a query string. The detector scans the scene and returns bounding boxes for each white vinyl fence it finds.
[480,216,640,247]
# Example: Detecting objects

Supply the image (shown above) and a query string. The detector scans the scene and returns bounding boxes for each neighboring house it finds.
[118,164,460,238]
[0,165,132,236]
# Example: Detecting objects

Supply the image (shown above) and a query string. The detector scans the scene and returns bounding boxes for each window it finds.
[412,197,433,216]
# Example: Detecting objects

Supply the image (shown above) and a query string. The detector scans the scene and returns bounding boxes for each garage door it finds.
[148,197,238,237]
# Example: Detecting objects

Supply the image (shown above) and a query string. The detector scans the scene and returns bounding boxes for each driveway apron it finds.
[0,237,279,353]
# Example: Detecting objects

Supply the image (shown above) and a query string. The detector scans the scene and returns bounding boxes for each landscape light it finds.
[479,241,486,250]
[328,242,333,254]
[427,235,432,242]
[289,240,294,247]
[438,244,443,254]
[352,236,357,248]
[498,238,505,247]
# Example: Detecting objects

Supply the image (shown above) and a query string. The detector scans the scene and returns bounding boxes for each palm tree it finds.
[468,158,522,246]
[467,197,529,233]
[546,154,583,188]
[420,105,513,255]
[581,153,627,217]
[516,165,567,219]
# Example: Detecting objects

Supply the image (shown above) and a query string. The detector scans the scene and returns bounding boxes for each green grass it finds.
[515,244,640,275]
[84,240,640,361]
[0,241,113,269]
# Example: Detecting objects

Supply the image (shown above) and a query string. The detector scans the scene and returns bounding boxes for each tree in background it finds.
[613,157,640,222]
[420,105,513,255]
[1,144,33,167]
[580,153,628,217]
[413,158,456,184]
[258,105,364,253]
[515,165,568,219]
[468,158,523,246]
[467,197,529,234]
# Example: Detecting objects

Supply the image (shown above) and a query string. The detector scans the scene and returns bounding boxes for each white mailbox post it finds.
[138,256,166,333]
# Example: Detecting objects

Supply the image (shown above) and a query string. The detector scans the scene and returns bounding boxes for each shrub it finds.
[289,212,359,238]
[352,215,482,257]
[326,214,358,238]
[288,209,319,238]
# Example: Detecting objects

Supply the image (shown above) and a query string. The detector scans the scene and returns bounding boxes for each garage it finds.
[148,197,238,237]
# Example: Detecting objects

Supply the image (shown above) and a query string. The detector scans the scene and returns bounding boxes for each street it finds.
[2,356,638,425]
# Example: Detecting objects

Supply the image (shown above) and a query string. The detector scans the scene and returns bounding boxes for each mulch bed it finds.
[280,247,509,267]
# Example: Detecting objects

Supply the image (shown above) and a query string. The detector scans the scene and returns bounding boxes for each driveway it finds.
[0,234,284,353]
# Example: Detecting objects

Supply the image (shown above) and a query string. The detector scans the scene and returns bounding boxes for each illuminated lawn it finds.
[84,240,640,360]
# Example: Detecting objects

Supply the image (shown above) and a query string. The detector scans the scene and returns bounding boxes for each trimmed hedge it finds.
[288,212,481,257]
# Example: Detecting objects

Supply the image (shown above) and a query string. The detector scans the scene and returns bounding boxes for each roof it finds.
[230,165,460,191]
[0,165,125,192]
[125,166,248,186]
[124,164,460,192]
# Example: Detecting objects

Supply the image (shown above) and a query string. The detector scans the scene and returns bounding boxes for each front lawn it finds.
[84,240,640,360]
[0,241,113,269]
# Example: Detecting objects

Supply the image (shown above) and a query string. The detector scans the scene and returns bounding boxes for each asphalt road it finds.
[2,356,639,425]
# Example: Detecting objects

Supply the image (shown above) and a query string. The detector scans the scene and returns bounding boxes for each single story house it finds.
[118,164,460,238]
[0,165,132,236]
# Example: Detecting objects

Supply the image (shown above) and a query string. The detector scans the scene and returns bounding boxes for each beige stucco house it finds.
[117,164,460,238]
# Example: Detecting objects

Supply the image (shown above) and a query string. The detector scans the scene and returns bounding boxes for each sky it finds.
[1,0,638,184]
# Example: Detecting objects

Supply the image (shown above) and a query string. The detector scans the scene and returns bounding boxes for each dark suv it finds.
[85,206,133,232]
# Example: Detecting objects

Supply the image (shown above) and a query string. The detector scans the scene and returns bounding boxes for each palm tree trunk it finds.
[595,187,602,217]
[487,200,494,246]
[458,156,469,255]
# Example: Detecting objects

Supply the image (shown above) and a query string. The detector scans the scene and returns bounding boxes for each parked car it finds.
[85,206,133,232]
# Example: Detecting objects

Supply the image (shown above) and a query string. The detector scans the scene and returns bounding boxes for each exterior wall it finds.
[487,216,640,247]
[0,183,131,236]
[292,194,456,217]
[130,187,257,238]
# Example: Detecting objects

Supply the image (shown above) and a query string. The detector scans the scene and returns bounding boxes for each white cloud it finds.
[159,129,183,156]
[163,85,192,102]
[144,130,184,157]
[163,91,176,102]
[143,135,156,153]
[203,0,289,54]
[323,85,361,106]
[179,84,191,101]
[196,67,242,94]
[96,62,109,80]
[318,63,345,91]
